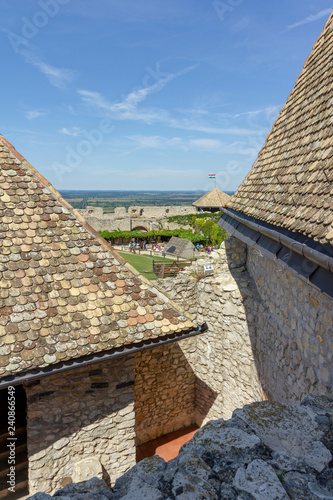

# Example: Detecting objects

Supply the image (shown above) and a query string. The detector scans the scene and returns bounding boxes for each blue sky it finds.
[1,1,332,192]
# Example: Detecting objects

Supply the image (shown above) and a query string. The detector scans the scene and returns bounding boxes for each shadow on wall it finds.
[134,342,218,446]
[224,236,330,404]
[225,237,288,401]
[194,377,219,427]
[25,356,136,490]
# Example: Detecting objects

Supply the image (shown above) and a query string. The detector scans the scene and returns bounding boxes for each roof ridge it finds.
[225,10,333,246]
[258,10,333,147]
[193,188,231,207]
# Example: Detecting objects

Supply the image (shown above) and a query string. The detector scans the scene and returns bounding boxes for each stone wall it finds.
[107,395,333,500]
[30,395,333,500]
[157,239,264,423]
[157,236,333,420]
[81,206,195,218]
[25,356,136,495]
[134,342,196,445]
[79,205,199,233]
[246,246,333,402]
[127,206,194,217]
[82,215,131,232]
[81,215,190,233]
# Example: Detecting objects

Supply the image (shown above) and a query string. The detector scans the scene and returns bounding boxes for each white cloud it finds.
[78,65,198,124]
[121,135,252,155]
[78,66,278,140]
[188,138,224,151]
[59,127,82,136]
[232,105,280,119]
[288,8,332,30]
[25,110,47,120]
[22,50,75,88]
[79,88,266,136]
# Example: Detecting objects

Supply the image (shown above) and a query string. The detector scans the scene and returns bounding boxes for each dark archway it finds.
[131,226,148,232]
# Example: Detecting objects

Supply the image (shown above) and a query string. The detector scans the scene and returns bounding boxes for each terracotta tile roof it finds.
[227,11,333,247]
[0,135,195,377]
[193,188,231,208]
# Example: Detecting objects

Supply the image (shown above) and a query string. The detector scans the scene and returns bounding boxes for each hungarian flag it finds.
[208,174,216,178]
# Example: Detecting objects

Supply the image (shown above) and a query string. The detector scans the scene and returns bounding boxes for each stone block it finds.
[233,459,288,499]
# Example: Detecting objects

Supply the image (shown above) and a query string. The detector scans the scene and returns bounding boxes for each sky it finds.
[0,1,332,192]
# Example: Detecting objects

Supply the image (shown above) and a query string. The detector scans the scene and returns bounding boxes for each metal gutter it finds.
[220,207,333,272]
[0,323,208,390]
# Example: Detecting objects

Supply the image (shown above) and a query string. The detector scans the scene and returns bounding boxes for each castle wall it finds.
[83,215,131,232]
[82,215,190,233]
[156,239,264,422]
[24,235,332,495]
[134,342,196,445]
[26,356,136,495]
[79,205,197,233]
[127,206,194,217]
[25,343,203,494]
[156,236,333,421]
[246,246,333,402]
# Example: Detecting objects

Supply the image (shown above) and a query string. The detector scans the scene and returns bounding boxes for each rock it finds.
[53,437,70,451]
[233,400,332,472]
[112,456,166,499]
[170,452,219,499]
[27,494,52,500]
[53,477,113,499]
[222,302,239,316]
[233,459,289,499]
[222,283,238,292]
[302,394,333,417]
[112,476,163,500]
[181,418,261,458]
[308,481,333,499]
[29,397,333,500]
[71,457,103,483]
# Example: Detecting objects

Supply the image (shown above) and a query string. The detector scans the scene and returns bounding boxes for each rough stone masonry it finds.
[28,395,333,499]
[157,236,333,417]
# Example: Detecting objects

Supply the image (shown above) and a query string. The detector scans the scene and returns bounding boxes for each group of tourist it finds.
[196,243,215,254]
[128,240,167,255]
[129,240,146,252]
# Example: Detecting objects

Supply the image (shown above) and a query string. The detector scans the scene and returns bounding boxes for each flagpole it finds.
[208,174,216,188]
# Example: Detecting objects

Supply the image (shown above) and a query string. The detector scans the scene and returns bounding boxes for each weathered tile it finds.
[0,134,195,376]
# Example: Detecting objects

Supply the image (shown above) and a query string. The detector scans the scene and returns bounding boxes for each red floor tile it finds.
[137,425,199,463]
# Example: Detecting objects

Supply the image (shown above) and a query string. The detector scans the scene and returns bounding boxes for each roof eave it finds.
[0,323,208,390]
[219,208,333,299]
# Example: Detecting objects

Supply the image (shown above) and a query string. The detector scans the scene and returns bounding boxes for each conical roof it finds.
[227,12,333,247]
[193,188,231,208]
[0,135,195,378]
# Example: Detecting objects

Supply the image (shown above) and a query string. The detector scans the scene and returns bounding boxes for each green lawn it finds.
[117,252,168,281]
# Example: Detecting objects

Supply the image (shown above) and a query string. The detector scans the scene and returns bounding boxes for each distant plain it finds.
[60,190,234,212]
